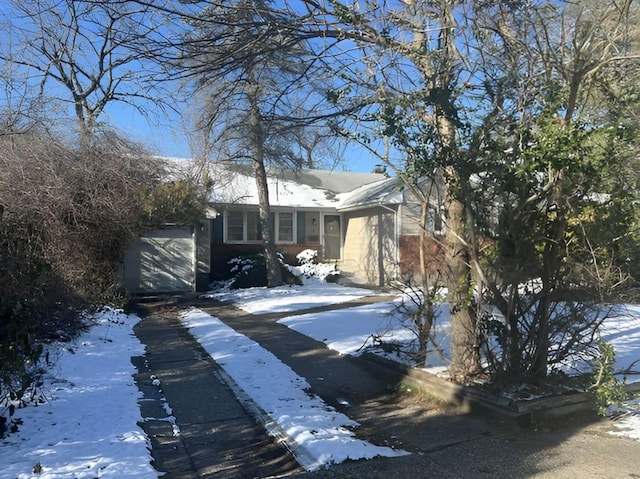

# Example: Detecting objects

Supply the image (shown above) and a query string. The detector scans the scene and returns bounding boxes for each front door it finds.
[323,214,341,260]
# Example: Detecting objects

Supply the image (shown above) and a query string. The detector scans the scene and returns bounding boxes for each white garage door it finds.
[123,226,195,293]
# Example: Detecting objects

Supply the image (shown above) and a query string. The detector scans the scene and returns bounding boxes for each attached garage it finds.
[122,223,211,294]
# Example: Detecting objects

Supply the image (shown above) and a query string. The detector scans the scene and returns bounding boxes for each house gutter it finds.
[335,200,402,213]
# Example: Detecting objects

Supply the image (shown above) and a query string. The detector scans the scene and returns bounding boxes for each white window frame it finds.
[225,210,245,243]
[276,211,295,244]
[246,210,261,242]
[224,209,262,244]
[225,209,296,244]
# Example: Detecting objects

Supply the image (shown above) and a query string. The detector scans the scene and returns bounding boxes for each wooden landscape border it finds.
[362,352,640,426]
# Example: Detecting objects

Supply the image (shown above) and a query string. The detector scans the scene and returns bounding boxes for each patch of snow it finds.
[608,398,640,440]
[601,305,640,383]
[0,308,156,479]
[278,298,451,370]
[202,282,376,315]
[209,170,340,208]
[291,249,341,282]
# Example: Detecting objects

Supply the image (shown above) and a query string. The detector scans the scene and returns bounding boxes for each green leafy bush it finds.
[590,340,628,415]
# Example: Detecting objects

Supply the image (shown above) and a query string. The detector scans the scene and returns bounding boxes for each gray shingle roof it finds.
[268,168,388,194]
[337,177,404,210]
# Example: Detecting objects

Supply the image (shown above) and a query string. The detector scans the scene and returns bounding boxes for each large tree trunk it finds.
[248,87,283,287]
[444,191,480,382]
[253,158,283,287]
[432,1,480,383]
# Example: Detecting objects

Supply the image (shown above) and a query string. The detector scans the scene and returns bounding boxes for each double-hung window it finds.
[225,210,261,243]
[226,211,245,242]
[225,209,295,243]
[246,211,260,241]
[277,212,294,243]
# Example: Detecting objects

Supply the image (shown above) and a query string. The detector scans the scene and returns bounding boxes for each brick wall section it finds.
[399,235,445,278]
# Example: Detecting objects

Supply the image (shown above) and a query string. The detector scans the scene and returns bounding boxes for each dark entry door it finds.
[323,215,341,260]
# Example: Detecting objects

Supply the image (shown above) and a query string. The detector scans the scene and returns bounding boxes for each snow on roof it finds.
[208,163,392,209]
[209,167,337,208]
[336,176,404,211]
[158,158,402,210]
[271,168,387,194]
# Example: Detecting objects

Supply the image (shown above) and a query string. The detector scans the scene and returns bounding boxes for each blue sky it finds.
[104,102,191,159]
[104,100,383,173]
[0,0,388,175]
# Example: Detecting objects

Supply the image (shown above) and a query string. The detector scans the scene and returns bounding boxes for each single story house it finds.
[208,165,444,287]
[122,162,443,293]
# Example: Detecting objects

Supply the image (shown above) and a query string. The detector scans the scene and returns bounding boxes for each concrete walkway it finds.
[133,294,640,479]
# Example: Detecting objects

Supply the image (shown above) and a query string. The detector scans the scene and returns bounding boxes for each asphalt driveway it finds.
[132,294,640,479]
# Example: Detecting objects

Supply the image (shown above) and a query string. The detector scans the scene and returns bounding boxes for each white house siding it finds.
[341,207,397,286]
[399,198,423,236]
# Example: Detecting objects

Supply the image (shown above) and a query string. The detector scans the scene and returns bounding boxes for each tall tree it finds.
[466,0,640,383]
[0,0,169,142]
[175,0,329,287]
[284,0,639,381]
[288,0,483,380]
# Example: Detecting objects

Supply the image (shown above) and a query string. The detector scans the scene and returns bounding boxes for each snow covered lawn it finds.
[279,300,640,378]
[202,279,376,315]
[0,308,155,479]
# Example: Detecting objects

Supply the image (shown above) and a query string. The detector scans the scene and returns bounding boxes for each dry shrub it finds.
[0,127,212,435]
[0,129,163,302]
